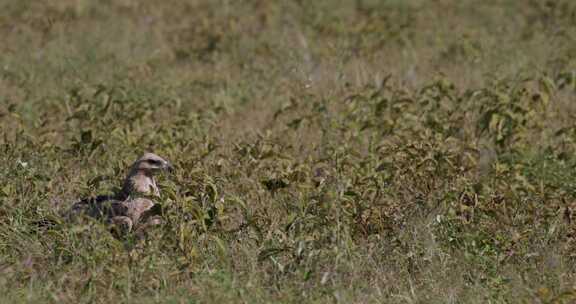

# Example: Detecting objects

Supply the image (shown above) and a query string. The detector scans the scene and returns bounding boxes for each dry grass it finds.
[2,1,576,303]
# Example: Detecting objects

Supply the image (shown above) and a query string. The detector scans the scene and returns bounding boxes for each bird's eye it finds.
[147,159,162,165]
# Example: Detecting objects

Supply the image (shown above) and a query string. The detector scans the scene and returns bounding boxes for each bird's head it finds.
[131,153,173,175]
[120,153,173,198]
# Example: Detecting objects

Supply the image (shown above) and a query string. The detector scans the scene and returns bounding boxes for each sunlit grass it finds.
[2,1,576,303]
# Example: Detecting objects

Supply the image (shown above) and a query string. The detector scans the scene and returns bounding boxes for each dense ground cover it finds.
[2,1,576,302]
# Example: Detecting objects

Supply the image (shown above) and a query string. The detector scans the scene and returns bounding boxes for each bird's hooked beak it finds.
[164,161,174,173]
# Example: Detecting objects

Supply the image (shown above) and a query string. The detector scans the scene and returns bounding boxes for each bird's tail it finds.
[32,214,64,230]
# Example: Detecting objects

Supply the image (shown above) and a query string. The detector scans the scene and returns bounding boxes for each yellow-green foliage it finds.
[2,1,576,303]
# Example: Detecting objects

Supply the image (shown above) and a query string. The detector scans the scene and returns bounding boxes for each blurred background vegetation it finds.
[2,0,576,303]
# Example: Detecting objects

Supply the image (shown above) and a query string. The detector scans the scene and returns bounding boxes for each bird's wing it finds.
[67,195,123,220]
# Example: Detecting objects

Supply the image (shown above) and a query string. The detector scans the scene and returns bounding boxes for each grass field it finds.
[2,1,576,303]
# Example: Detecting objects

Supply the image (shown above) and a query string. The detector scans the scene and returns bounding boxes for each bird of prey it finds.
[67,152,173,236]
